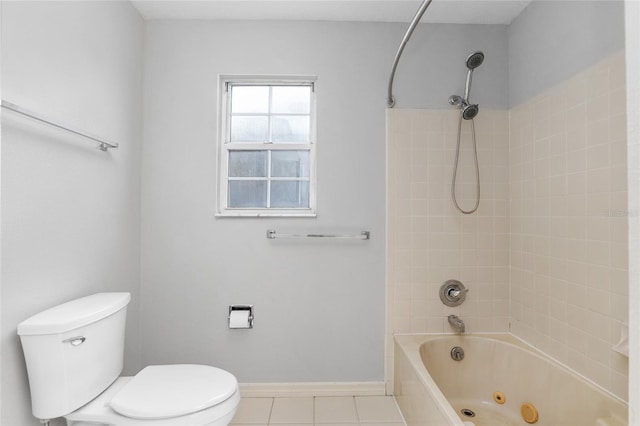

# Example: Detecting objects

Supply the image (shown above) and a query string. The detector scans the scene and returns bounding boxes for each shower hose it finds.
[451,110,480,214]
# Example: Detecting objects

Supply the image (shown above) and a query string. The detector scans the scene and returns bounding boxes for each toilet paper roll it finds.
[229,310,251,328]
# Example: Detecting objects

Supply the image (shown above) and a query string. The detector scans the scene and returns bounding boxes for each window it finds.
[218,76,317,217]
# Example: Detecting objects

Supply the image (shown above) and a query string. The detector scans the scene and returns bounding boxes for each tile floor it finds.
[230,395,406,425]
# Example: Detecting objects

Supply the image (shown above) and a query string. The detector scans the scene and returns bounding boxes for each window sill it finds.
[215,211,317,218]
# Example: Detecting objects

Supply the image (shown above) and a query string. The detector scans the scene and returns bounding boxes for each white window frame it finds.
[217,75,317,217]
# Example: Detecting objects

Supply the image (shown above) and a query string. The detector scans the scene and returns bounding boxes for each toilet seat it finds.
[65,365,240,426]
[110,365,237,419]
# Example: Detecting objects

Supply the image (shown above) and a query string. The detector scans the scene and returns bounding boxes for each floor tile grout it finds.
[231,395,406,426]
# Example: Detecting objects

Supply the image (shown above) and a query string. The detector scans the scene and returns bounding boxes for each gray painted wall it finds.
[508,0,625,107]
[140,20,508,383]
[394,23,508,109]
[0,2,143,425]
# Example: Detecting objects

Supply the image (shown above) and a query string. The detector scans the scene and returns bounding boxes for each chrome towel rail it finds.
[266,230,370,240]
[1,100,119,151]
[387,0,434,107]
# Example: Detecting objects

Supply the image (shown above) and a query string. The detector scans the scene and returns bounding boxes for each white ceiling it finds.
[131,0,532,25]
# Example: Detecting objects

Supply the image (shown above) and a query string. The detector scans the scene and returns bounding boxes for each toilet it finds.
[17,292,240,426]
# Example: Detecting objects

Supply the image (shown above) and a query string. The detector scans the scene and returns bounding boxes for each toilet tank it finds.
[17,292,131,421]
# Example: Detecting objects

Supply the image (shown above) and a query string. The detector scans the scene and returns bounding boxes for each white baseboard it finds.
[239,381,386,398]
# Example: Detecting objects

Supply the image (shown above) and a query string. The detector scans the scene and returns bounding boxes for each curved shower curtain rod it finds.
[387,0,434,108]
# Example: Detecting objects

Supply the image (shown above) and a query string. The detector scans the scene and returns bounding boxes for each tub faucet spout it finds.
[448,315,465,333]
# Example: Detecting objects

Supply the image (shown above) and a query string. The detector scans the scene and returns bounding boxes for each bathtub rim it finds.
[394,332,629,411]
[394,334,466,426]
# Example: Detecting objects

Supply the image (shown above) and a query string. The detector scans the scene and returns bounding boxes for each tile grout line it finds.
[267,397,274,425]
[239,395,406,426]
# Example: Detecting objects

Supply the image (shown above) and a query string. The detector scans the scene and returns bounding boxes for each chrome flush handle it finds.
[62,336,86,346]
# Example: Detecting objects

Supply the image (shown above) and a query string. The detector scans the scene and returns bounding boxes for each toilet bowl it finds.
[65,365,240,426]
[17,293,239,426]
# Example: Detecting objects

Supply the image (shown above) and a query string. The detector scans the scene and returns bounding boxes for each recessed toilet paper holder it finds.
[228,305,254,329]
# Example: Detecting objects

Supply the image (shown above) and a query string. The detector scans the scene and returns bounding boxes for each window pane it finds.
[230,116,268,142]
[229,151,267,177]
[271,116,310,142]
[231,86,269,113]
[228,180,267,208]
[271,86,311,114]
[271,180,310,208]
[272,151,310,177]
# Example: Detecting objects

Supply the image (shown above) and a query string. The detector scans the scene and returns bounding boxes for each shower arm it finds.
[387,0,434,108]
[463,69,474,103]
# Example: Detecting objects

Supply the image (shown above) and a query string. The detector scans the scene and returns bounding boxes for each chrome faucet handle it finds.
[439,280,468,307]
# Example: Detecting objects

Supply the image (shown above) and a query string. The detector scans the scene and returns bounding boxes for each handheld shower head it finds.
[463,50,484,105]
[466,51,485,70]
[450,50,485,120]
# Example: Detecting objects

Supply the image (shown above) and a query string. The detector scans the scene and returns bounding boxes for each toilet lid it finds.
[109,364,238,420]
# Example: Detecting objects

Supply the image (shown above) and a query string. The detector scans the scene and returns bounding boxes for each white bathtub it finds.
[394,334,627,426]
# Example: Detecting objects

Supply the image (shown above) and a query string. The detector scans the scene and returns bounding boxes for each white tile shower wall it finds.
[509,52,628,400]
[386,108,510,387]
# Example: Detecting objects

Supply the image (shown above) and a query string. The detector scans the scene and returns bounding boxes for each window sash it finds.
[220,145,316,214]
[225,81,315,145]
[226,149,311,209]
